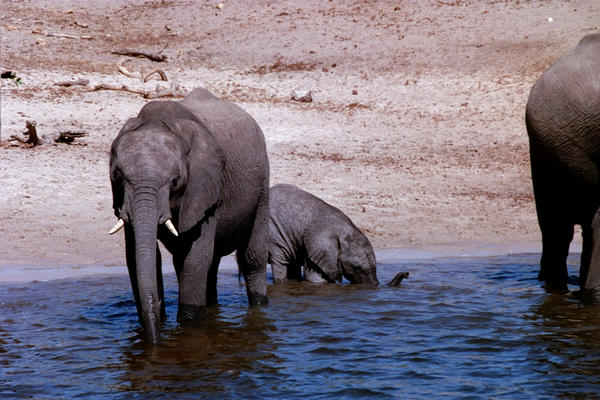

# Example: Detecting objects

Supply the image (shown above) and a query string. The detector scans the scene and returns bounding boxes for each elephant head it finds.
[304,223,380,285]
[337,229,380,284]
[109,101,224,343]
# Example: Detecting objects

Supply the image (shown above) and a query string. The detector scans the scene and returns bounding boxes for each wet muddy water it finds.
[1,253,600,399]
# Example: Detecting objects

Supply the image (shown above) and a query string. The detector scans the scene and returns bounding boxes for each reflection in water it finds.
[1,254,600,399]
[530,293,600,398]
[119,306,279,396]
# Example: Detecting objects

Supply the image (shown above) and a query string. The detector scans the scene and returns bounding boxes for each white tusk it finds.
[108,218,125,235]
[165,219,179,237]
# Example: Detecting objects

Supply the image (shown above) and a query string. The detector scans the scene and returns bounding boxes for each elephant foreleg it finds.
[271,260,289,284]
[176,218,217,322]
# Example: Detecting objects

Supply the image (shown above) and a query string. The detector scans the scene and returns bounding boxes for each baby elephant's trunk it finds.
[387,272,409,287]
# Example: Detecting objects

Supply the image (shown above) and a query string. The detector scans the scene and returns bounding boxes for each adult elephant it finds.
[268,184,408,286]
[525,33,600,300]
[109,88,270,343]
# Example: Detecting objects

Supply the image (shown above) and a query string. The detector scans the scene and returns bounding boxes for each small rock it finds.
[547,17,553,22]
[291,89,312,102]
[352,89,358,95]
[216,2,225,10]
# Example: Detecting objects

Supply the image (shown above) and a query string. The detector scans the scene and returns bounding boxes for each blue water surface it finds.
[1,253,599,399]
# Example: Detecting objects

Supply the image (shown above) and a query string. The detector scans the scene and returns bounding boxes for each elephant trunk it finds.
[131,187,162,343]
[387,271,409,287]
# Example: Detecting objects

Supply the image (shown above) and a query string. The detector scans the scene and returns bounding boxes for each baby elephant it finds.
[268,184,408,286]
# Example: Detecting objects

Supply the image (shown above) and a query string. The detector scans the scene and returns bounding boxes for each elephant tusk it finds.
[108,218,125,235]
[165,219,179,237]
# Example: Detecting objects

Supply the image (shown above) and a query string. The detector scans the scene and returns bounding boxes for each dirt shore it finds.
[1,1,598,279]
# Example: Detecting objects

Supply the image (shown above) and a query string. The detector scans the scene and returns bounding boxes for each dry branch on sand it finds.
[8,121,88,146]
[54,78,90,87]
[111,48,167,62]
[87,82,184,99]
[116,59,168,82]
[9,120,42,146]
[53,70,180,99]
[32,30,93,40]
[142,69,168,83]
[55,131,89,144]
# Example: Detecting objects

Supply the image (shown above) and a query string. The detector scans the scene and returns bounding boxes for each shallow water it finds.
[1,253,600,399]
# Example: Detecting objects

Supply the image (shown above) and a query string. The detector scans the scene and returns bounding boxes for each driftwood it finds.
[47,32,93,40]
[88,83,184,99]
[143,69,168,82]
[8,121,88,146]
[9,120,42,146]
[117,59,168,82]
[88,83,147,96]
[33,30,93,40]
[116,61,138,79]
[111,48,167,62]
[55,131,88,144]
[54,78,90,87]
[73,20,88,28]
[145,85,184,99]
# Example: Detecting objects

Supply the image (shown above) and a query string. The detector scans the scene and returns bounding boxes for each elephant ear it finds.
[163,118,225,234]
[304,228,343,282]
[110,118,144,216]
[118,117,144,136]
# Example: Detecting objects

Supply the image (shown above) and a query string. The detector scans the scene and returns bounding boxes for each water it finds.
[1,253,600,399]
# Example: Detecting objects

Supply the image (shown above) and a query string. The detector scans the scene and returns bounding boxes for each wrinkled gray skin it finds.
[526,33,600,301]
[110,88,269,343]
[268,184,381,285]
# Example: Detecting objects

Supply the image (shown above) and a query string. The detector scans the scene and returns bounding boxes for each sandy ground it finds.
[1,1,598,281]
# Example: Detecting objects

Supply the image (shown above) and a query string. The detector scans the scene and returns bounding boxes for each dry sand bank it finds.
[1,1,598,280]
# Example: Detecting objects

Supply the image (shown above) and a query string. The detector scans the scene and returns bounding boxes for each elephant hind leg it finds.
[237,248,268,305]
[538,221,573,289]
[580,224,593,289]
